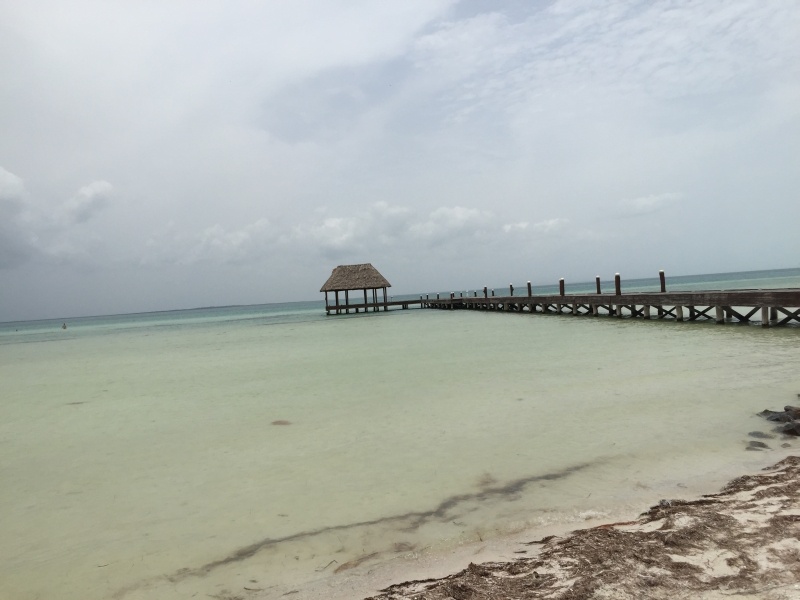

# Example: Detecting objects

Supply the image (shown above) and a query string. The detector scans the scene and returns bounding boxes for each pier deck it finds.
[423,288,800,327]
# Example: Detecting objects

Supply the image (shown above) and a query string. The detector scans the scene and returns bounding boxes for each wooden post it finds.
[363,289,368,313]
[715,306,724,324]
[591,303,598,316]
[483,286,488,298]
[595,276,601,294]
[615,273,621,296]
[770,307,777,321]
[644,305,651,319]
[527,281,532,296]
[345,289,350,314]
[761,306,770,328]
[659,270,666,293]
[474,290,478,297]
[325,291,330,315]
[491,289,495,297]
[436,293,440,300]
[335,290,340,314]
[559,278,565,296]
[675,305,684,322]
[572,303,577,315]
[383,286,388,311]
[509,284,514,296]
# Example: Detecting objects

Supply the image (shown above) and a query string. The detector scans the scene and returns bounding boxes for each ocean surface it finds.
[1,268,799,600]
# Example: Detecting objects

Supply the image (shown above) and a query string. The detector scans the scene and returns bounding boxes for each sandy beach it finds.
[373,457,800,600]
[289,455,800,600]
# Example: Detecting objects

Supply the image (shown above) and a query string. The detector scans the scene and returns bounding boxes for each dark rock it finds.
[758,409,793,422]
[782,443,792,448]
[748,431,775,439]
[747,441,770,450]
[777,421,800,436]
[785,405,800,418]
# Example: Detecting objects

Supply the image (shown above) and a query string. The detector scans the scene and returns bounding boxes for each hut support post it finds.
[383,287,388,311]
[335,291,340,315]
[345,290,349,314]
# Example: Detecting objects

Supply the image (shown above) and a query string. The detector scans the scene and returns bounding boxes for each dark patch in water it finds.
[65,401,87,406]
[159,461,595,582]
[334,552,379,573]
[475,472,497,489]
[271,420,291,426]
[392,542,416,553]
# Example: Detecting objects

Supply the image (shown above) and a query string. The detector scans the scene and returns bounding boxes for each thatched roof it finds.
[320,263,392,292]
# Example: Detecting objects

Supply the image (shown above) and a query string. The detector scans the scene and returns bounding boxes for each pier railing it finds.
[421,272,800,328]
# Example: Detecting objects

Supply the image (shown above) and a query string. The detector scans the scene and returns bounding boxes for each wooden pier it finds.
[422,273,800,328]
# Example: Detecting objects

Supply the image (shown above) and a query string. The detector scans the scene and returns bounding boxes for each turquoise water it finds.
[1,268,799,600]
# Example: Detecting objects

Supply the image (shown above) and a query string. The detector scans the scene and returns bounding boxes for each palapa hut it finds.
[320,263,391,315]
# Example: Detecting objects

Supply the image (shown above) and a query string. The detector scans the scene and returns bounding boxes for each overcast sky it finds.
[2,1,799,321]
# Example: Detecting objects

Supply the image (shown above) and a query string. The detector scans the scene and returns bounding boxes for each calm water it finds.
[1,269,799,600]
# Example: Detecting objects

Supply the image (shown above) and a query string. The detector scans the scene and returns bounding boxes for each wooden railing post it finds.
[527,281,532,296]
[483,286,488,298]
[509,284,514,296]
[596,276,601,294]
[615,273,622,296]
[559,278,565,296]
[659,269,666,293]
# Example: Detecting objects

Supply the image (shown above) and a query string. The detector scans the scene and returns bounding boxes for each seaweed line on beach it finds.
[111,461,597,598]
[366,455,800,600]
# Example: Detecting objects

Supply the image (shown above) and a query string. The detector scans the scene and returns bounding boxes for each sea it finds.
[2,268,799,600]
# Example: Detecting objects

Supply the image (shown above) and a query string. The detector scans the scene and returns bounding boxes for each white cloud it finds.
[532,218,568,233]
[503,221,528,233]
[143,218,274,266]
[619,193,682,216]
[0,167,35,268]
[61,180,114,224]
[409,206,493,239]
[0,166,26,204]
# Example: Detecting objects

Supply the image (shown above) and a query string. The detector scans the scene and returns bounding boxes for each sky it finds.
[1,0,799,321]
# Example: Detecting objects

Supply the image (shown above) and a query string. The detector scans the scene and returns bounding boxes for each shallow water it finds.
[1,269,799,600]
